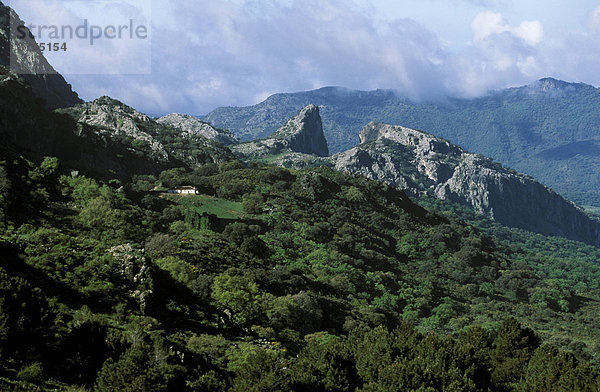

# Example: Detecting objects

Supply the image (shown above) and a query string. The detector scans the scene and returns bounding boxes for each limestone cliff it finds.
[0,67,168,180]
[156,113,238,145]
[331,122,600,246]
[65,97,170,162]
[60,97,236,168]
[232,104,329,159]
[271,104,329,156]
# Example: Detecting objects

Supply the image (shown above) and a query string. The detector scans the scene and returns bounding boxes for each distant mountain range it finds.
[204,80,600,207]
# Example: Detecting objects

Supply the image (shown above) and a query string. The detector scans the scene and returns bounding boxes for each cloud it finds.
[587,5,600,33]
[471,11,543,45]
[10,0,152,75]
[48,1,600,116]
[71,0,454,114]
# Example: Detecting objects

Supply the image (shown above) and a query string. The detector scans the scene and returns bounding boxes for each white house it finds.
[168,186,199,195]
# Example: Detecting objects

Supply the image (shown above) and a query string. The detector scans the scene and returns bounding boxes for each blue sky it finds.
[9,0,600,115]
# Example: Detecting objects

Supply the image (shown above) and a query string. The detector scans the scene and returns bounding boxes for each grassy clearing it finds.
[164,193,245,219]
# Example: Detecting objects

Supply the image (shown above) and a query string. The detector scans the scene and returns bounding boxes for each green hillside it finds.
[2,63,600,391]
[5,1,600,390]
[2,151,600,390]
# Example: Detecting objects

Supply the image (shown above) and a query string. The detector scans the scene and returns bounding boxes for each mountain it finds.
[4,3,600,390]
[4,75,600,388]
[156,113,238,145]
[257,121,600,246]
[0,2,81,108]
[0,64,236,182]
[59,97,237,172]
[0,3,237,181]
[231,104,329,159]
[204,81,600,207]
[0,67,171,180]
[333,123,600,246]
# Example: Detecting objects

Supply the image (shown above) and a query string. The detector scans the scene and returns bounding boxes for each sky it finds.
[8,0,600,115]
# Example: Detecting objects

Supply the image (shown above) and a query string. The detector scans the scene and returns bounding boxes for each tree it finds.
[0,267,54,364]
[242,193,263,215]
[291,336,357,391]
[520,344,597,392]
[352,326,393,384]
[491,318,540,389]
[94,345,166,392]
[231,348,290,392]
[211,269,265,325]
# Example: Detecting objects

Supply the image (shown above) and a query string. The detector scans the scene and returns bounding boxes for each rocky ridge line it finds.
[156,113,238,145]
[330,122,600,245]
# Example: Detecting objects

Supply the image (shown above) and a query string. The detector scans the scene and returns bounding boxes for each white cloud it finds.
[587,5,600,33]
[52,1,600,116]
[471,11,543,45]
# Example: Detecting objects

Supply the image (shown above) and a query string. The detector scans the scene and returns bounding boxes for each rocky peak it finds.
[499,77,587,99]
[0,2,81,108]
[156,113,238,145]
[535,78,573,91]
[79,96,152,126]
[360,122,462,155]
[231,104,329,159]
[272,104,329,156]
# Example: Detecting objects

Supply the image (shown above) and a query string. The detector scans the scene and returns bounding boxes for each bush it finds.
[242,193,263,215]
[17,363,45,384]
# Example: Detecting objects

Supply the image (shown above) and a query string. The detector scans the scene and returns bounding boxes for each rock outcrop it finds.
[232,104,329,159]
[65,96,170,161]
[156,113,238,145]
[61,97,236,168]
[271,104,329,156]
[0,2,81,108]
[0,67,170,180]
[331,122,600,246]
[0,65,237,181]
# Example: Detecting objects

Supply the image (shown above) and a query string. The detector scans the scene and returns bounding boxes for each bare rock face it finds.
[0,2,81,108]
[69,96,170,161]
[331,122,600,246]
[271,104,329,156]
[156,113,238,145]
[61,97,237,168]
[232,104,329,159]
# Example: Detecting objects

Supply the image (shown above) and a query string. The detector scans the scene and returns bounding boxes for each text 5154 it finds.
[39,42,67,52]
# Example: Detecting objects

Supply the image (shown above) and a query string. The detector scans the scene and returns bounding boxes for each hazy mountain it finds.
[204,80,600,206]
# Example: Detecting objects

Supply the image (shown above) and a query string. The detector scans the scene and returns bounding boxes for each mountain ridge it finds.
[203,78,600,206]
[261,121,600,246]
[156,113,239,146]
